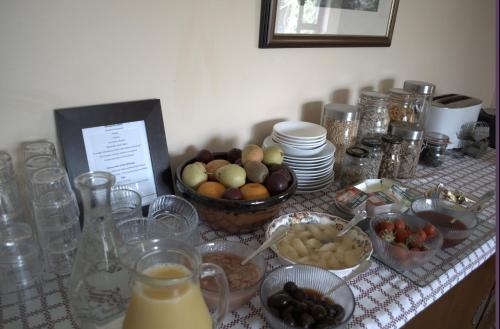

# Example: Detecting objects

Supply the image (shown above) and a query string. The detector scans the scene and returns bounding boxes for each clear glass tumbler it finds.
[147,195,199,244]
[22,140,57,160]
[111,188,142,223]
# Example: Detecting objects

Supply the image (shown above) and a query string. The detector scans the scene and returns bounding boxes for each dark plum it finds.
[227,148,242,163]
[264,172,289,195]
[268,164,292,183]
[197,149,214,163]
[222,188,244,200]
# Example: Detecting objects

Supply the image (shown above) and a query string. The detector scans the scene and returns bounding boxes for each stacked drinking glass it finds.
[20,141,81,275]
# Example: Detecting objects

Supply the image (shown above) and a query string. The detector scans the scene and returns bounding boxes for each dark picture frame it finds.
[55,99,173,215]
[259,0,399,48]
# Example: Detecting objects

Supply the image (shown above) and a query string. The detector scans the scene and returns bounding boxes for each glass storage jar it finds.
[360,137,383,179]
[340,147,369,187]
[357,91,390,141]
[388,88,416,124]
[378,134,402,179]
[420,132,450,167]
[390,122,424,179]
[403,80,435,128]
[321,104,359,177]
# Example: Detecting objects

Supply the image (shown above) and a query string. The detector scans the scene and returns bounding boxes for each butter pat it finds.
[366,191,397,217]
[335,187,368,215]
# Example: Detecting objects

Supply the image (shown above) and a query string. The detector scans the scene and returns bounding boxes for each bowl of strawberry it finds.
[368,212,443,271]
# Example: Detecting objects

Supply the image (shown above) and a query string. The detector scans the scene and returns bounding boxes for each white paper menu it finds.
[82,120,157,205]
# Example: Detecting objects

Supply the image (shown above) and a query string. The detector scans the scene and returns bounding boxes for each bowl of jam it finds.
[411,198,479,248]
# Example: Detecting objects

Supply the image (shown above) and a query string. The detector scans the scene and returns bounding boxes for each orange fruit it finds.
[197,181,226,199]
[240,183,270,200]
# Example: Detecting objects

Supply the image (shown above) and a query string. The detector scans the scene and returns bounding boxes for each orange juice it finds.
[122,263,212,329]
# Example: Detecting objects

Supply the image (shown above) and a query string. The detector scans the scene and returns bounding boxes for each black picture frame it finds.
[55,99,173,218]
[259,0,399,48]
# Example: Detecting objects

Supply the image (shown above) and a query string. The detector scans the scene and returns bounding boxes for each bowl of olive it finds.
[260,264,355,329]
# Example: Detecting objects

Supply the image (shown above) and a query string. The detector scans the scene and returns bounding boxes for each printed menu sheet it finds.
[82,120,157,205]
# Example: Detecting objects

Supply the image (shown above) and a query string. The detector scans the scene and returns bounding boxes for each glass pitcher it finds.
[120,239,230,329]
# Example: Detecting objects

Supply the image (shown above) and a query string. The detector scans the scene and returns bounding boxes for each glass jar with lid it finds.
[378,134,402,179]
[340,147,369,187]
[388,88,416,124]
[357,91,390,141]
[360,137,383,179]
[420,132,450,167]
[403,80,436,127]
[321,104,359,177]
[390,122,424,179]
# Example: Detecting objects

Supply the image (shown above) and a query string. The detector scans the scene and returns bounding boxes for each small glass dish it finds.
[197,240,266,311]
[368,212,443,271]
[411,198,478,248]
[260,264,355,329]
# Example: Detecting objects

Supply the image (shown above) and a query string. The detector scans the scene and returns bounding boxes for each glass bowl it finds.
[368,212,443,271]
[197,240,266,311]
[260,264,355,329]
[175,152,297,233]
[411,198,478,248]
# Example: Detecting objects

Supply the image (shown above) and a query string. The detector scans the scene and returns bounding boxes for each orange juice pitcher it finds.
[120,239,230,329]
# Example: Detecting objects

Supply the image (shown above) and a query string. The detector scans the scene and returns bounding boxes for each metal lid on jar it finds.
[323,103,359,121]
[381,134,403,144]
[346,146,369,158]
[361,137,382,148]
[360,91,390,101]
[403,80,436,96]
[390,122,424,140]
[424,131,450,145]
[389,88,413,101]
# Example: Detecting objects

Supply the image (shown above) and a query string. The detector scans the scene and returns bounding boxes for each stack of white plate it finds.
[263,121,335,193]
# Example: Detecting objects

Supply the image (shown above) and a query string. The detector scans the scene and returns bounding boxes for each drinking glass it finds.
[147,195,199,244]
[31,167,81,274]
[33,199,80,274]
[24,156,60,183]
[0,150,15,182]
[0,173,23,223]
[0,222,43,302]
[116,217,176,244]
[119,239,229,329]
[31,166,75,204]
[22,140,56,160]
[111,188,142,222]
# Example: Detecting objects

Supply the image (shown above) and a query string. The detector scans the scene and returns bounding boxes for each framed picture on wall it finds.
[259,0,399,48]
[55,99,173,212]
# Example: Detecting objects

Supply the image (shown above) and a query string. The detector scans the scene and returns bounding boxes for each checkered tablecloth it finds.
[1,149,496,329]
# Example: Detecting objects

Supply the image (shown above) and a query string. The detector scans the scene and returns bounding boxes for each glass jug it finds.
[120,239,229,329]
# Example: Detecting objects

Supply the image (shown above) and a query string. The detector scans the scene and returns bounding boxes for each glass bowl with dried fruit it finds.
[368,212,443,272]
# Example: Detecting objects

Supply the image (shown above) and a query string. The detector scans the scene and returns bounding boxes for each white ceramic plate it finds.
[285,158,334,169]
[273,130,326,142]
[272,133,326,148]
[283,140,336,161]
[296,171,334,183]
[266,211,373,277]
[273,121,327,140]
[284,156,334,165]
[262,136,325,157]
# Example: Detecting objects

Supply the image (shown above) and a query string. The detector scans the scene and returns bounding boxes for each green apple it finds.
[263,146,284,165]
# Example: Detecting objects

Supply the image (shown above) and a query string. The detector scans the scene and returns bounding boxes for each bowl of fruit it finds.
[176,145,297,233]
[368,212,443,272]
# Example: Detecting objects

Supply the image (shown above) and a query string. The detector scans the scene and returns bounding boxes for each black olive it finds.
[293,301,308,313]
[310,304,327,321]
[284,281,298,294]
[269,307,280,317]
[292,289,306,301]
[316,317,337,328]
[298,312,316,328]
[331,304,345,321]
[281,306,296,326]
[267,292,293,309]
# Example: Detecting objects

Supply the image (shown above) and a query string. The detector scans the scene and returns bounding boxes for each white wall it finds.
[0,0,496,169]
